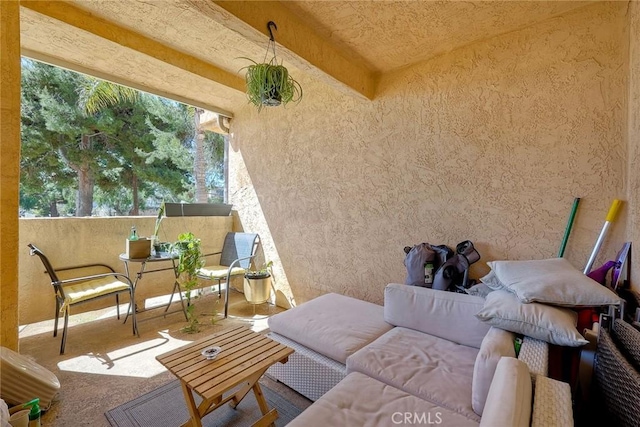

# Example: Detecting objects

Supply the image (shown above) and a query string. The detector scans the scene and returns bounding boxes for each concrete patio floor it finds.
[17,289,311,426]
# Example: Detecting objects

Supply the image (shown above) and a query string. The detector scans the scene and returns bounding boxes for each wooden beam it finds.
[22,49,235,118]
[20,1,245,93]
[205,1,376,100]
[0,0,21,351]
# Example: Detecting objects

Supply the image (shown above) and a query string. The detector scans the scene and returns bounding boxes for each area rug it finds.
[105,380,303,427]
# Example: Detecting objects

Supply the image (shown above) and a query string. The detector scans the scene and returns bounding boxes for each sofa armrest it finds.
[479,357,532,427]
[384,283,490,348]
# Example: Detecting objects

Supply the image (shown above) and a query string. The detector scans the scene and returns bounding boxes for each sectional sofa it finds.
[266,283,573,426]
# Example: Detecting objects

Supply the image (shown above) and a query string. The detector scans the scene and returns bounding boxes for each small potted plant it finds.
[172,232,204,333]
[244,261,273,304]
[152,201,171,256]
[241,21,302,111]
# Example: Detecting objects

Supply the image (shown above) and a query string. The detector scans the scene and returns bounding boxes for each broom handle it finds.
[558,198,580,258]
[583,199,623,274]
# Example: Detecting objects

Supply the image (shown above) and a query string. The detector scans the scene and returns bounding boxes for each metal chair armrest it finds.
[56,263,116,273]
[202,251,223,258]
[226,255,256,274]
[222,255,257,318]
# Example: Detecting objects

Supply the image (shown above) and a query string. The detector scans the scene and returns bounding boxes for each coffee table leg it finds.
[180,381,203,427]
[251,382,278,427]
[230,370,263,408]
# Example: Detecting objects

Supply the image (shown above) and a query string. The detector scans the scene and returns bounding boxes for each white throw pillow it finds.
[475,290,588,347]
[487,258,622,307]
[479,270,504,291]
[472,327,516,416]
[479,357,532,427]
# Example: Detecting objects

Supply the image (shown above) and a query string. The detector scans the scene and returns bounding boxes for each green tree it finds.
[20,59,226,217]
[78,83,190,214]
[21,59,117,216]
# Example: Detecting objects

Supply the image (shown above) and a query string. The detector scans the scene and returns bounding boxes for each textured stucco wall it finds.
[19,216,232,324]
[1,0,21,350]
[229,2,631,306]
[630,0,640,290]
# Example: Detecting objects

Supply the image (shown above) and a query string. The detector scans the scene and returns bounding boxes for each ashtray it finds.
[201,346,221,360]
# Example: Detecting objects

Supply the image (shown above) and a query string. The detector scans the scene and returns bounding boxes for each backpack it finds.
[404,240,480,291]
[403,243,452,287]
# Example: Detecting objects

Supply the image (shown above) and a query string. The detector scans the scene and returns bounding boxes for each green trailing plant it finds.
[242,58,302,111]
[172,232,204,333]
[240,21,302,111]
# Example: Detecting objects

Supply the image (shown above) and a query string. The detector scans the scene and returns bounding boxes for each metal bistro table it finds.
[120,252,188,333]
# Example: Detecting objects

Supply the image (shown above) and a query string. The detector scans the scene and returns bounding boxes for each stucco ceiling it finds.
[19,0,595,115]
[281,1,593,73]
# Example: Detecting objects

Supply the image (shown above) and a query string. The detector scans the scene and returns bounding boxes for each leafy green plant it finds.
[240,22,302,111]
[172,232,204,333]
[242,57,302,111]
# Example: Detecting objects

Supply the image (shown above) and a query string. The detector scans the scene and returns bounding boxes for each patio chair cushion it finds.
[63,277,131,307]
[268,293,393,364]
[346,326,480,422]
[198,265,245,279]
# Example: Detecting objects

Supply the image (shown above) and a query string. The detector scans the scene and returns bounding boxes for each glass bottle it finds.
[129,226,138,241]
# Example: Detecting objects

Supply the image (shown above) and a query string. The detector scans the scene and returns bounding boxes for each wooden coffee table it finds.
[156,326,294,427]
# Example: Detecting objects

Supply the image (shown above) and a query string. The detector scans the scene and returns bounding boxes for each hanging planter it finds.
[241,21,302,111]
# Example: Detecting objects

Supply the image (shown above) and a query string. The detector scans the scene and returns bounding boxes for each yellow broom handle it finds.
[605,199,623,222]
[584,199,624,274]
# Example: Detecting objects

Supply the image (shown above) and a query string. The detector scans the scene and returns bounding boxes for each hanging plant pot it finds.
[240,21,302,111]
[262,86,282,107]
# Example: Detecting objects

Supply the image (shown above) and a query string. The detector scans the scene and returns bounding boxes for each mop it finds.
[583,199,623,274]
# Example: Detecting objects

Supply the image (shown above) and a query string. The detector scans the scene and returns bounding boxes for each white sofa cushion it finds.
[287,372,479,427]
[479,357,532,427]
[472,327,516,416]
[267,293,393,364]
[347,327,480,422]
[485,257,622,307]
[384,283,490,349]
[475,290,588,347]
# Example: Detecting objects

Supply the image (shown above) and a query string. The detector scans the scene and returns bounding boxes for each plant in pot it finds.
[171,232,205,333]
[151,201,171,256]
[244,261,274,305]
[241,21,302,111]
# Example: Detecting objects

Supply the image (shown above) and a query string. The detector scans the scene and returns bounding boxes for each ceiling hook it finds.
[267,21,277,41]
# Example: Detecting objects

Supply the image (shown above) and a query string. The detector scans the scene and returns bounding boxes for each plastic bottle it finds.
[424,261,434,285]
[22,399,40,427]
[129,226,138,241]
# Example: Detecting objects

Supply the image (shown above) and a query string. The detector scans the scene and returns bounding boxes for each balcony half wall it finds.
[18,215,232,325]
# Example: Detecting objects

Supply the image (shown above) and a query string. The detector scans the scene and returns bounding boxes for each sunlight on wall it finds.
[228,142,295,308]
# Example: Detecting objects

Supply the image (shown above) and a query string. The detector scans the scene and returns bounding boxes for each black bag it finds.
[404,240,480,291]
[433,240,480,291]
[403,243,452,287]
